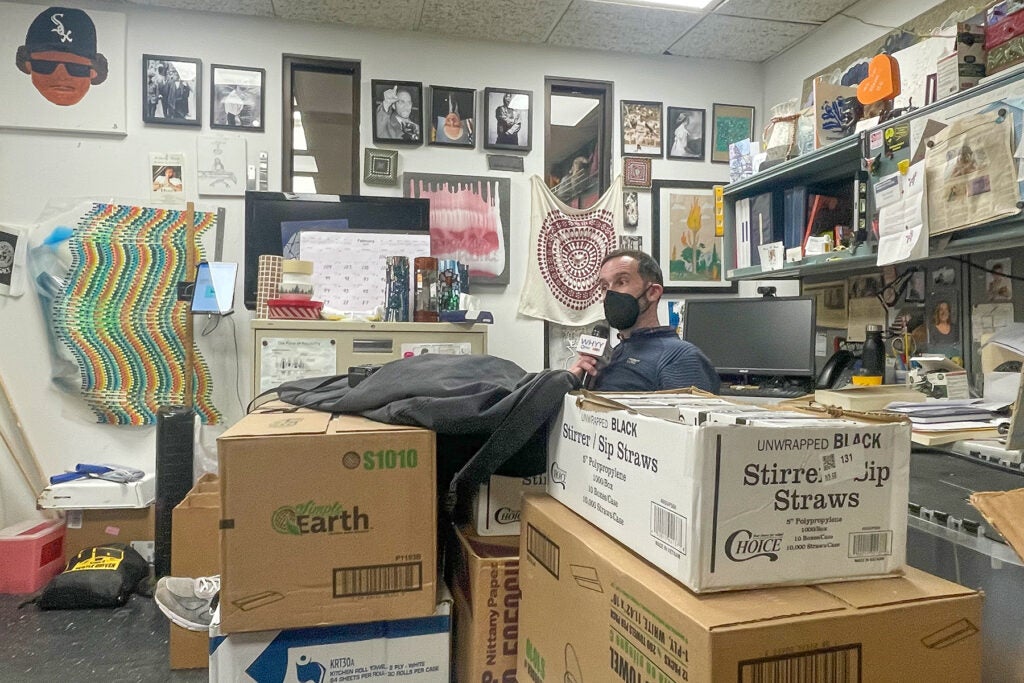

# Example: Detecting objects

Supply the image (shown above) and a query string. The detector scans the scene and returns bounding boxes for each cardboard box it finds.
[170,473,221,670]
[449,526,520,683]
[471,474,547,536]
[210,590,452,682]
[519,495,982,683]
[62,506,155,563]
[218,405,437,633]
[37,472,156,509]
[547,392,911,592]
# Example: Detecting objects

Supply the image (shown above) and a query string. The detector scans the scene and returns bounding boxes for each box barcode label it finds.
[333,561,422,597]
[848,530,892,558]
[739,643,861,682]
[650,502,687,554]
[526,524,559,579]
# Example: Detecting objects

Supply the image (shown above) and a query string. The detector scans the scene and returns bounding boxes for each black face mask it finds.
[603,287,650,330]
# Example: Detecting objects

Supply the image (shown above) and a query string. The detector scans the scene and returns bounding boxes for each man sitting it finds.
[570,249,720,393]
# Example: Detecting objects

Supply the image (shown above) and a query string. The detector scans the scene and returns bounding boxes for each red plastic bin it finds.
[0,518,66,594]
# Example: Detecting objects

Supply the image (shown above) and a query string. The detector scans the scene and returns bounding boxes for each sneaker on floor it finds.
[154,575,220,631]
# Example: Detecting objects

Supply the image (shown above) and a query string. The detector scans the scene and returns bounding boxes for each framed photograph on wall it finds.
[620,100,663,157]
[652,180,736,292]
[483,87,532,151]
[665,106,704,160]
[143,54,200,126]
[371,79,423,145]
[429,86,476,147]
[210,64,264,131]
[710,103,754,163]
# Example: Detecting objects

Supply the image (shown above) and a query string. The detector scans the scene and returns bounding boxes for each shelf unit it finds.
[721,66,1024,283]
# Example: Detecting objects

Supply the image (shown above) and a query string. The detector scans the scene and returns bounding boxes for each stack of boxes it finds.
[199,402,452,680]
[517,391,984,681]
[446,473,544,681]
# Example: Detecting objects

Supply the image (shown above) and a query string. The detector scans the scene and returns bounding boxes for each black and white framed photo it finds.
[620,100,662,157]
[666,106,705,160]
[429,86,476,147]
[371,79,423,145]
[483,87,532,152]
[143,54,200,126]
[210,64,264,131]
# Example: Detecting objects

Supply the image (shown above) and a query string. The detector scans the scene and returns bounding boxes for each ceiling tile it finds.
[714,0,859,24]
[126,0,274,17]
[668,14,814,62]
[419,0,572,44]
[548,1,703,56]
[273,0,425,31]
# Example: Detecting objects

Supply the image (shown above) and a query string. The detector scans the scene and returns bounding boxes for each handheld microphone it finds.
[577,324,610,390]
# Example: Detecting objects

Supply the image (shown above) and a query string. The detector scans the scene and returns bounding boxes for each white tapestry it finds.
[518,175,622,326]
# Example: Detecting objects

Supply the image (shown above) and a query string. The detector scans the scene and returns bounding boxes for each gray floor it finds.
[0,592,208,682]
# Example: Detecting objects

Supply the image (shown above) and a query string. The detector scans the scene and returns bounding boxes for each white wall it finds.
[0,0,772,523]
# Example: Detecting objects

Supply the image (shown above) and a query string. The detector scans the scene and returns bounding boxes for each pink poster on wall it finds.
[404,174,510,286]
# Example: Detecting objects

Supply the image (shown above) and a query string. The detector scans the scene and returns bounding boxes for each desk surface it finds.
[910,447,1024,546]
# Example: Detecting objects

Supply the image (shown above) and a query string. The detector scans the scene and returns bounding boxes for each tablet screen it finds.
[191,261,237,315]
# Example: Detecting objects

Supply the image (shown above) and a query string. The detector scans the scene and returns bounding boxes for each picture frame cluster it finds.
[370,80,534,152]
[143,54,265,131]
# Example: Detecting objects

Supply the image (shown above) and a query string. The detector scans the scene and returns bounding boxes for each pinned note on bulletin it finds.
[875,160,929,266]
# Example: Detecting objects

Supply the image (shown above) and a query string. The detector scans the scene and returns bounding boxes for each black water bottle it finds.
[862,324,885,378]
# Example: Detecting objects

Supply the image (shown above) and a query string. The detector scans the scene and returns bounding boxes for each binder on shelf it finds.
[749,192,773,266]
[734,197,752,269]
[782,185,807,250]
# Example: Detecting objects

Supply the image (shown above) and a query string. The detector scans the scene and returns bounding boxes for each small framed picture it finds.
[363,148,399,186]
[143,55,201,126]
[371,80,423,145]
[622,157,652,190]
[620,100,663,157]
[210,64,265,131]
[623,191,639,230]
[429,86,476,147]
[666,106,705,160]
[483,87,532,151]
[711,103,755,163]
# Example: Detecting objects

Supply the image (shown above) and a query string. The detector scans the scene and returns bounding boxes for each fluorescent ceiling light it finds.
[551,95,600,127]
[590,0,714,9]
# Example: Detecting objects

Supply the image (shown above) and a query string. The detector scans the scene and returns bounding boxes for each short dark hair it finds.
[601,249,663,285]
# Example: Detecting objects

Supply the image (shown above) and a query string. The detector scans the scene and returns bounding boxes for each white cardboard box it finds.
[471,474,547,536]
[209,591,452,682]
[37,472,156,509]
[547,392,911,592]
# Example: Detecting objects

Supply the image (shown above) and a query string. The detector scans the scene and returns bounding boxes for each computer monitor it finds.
[681,296,817,379]
[191,261,237,315]
[243,191,430,310]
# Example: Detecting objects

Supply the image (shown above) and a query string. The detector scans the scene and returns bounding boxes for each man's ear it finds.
[646,282,664,302]
[16,45,31,75]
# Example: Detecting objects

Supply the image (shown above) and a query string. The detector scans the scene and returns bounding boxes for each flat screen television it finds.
[243,191,430,310]
[681,296,817,379]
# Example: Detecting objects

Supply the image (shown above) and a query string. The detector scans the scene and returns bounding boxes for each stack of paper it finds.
[884,400,1010,446]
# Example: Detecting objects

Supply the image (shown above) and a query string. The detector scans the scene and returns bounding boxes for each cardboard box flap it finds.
[970,487,1024,563]
[220,406,332,439]
[816,567,976,608]
[676,584,848,630]
[329,414,427,434]
[460,526,520,559]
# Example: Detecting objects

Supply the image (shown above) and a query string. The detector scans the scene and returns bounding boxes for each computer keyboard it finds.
[717,384,812,399]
